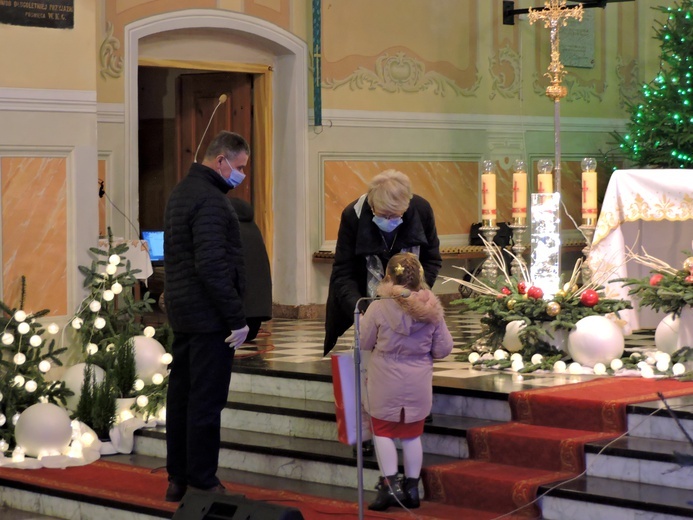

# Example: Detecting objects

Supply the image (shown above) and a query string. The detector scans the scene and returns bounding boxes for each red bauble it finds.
[580,289,599,307]
[527,286,544,299]
[517,281,527,295]
[649,274,664,286]
[685,275,693,284]
[501,287,512,296]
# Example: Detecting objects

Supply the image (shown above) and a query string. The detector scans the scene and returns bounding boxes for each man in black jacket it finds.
[163,131,249,502]
[323,170,442,356]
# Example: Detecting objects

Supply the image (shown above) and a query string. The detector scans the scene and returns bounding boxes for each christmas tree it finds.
[0,277,70,449]
[615,0,693,168]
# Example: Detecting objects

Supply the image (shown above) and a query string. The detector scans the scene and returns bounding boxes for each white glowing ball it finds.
[25,380,37,393]
[0,414,6,427]
[14,310,27,322]
[510,353,523,362]
[640,364,655,378]
[161,353,173,365]
[593,363,607,375]
[89,300,101,312]
[61,363,106,411]
[0,439,6,451]
[86,343,98,355]
[467,352,480,364]
[15,403,72,458]
[136,395,149,407]
[132,336,167,383]
[610,358,624,371]
[29,335,42,347]
[13,375,25,387]
[151,373,164,385]
[108,254,121,265]
[567,316,625,368]
[94,317,106,330]
[568,362,583,374]
[38,360,51,373]
[106,264,118,276]
[531,354,543,365]
[103,290,114,302]
[13,353,26,365]
[655,313,680,354]
[1,333,13,345]
[47,323,59,335]
[553,360,567,373]
[673,363,686,376]
[502,320,526,352]
[111,283,123,295]
[133,379,145,392]
[71,317,83,329]
[143,326,156,338]
[106,343,115,352]
[12,413,20,425]
[656,359,670,372]
[493,349,508,360]
[511,359,524,372]
[17,322,30,335]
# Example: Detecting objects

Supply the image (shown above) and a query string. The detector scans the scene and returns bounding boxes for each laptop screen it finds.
[142,230,164,263]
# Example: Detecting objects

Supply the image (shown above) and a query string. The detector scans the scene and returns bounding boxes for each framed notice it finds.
[0,0,74,29]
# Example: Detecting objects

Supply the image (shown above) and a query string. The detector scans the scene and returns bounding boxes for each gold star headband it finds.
[394,263,405,275]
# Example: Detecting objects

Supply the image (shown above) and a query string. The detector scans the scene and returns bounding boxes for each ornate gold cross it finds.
[528,0,584,101]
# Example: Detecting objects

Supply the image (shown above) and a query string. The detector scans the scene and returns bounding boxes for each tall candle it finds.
[480,161,497,225]
[581,158,598,222]
[537,173,553,194]
[512,160,527,219]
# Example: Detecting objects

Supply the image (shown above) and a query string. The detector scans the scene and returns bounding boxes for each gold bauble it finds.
[507,299,517,310]
[562,282,578,294]
[546,301,561,317]
[556,289,566,298]
[684,257,693,271]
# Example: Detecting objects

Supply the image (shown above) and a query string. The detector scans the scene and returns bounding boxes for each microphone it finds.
[193,94,228,163]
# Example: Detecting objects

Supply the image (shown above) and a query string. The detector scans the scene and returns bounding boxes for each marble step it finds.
[627,396,693,443]
[540,475,693,520]
[584,434,693,489]
[223,390,501,456]
[134,425,458,490]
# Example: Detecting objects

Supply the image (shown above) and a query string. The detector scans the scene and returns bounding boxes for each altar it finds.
[588,169,693,330]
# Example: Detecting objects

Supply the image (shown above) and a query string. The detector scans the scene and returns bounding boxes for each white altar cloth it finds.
[588,169,693,330]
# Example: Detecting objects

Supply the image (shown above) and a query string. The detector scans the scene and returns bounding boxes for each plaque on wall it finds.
[0,0,74,29]
[560,8,595,69]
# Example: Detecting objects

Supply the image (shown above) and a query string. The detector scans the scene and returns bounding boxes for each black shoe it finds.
[188,483,227,495]
[401,476,421,509]
[368,475,405,511]
[165,481,187,502]
[352,439,374,457]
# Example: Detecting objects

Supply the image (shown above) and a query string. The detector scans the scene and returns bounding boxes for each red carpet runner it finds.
[422,377,693,519]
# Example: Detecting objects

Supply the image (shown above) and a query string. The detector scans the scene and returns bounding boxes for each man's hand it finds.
[225,325,249,348]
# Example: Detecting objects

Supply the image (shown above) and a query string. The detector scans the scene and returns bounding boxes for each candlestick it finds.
[508,220,528,278]
[536,158,554,194]
[480,224,500,283]
[581,157,598,222]
[480,160,497,226]
[512,159,528,220]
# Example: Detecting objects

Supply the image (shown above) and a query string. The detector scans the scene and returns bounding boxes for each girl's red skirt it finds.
[371,409,424,438]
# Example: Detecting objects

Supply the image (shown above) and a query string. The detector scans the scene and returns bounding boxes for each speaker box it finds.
[172,490,305,520]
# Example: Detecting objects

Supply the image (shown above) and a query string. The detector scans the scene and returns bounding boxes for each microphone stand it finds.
[353,301,365,520]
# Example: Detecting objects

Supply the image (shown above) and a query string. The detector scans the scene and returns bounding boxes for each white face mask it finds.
[224,158,246,188]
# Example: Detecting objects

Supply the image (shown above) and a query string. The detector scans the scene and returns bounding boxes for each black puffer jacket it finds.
[164,163,246,333]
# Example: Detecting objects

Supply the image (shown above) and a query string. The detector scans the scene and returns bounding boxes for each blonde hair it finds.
[367,170,412,215]
[385,252,428,291]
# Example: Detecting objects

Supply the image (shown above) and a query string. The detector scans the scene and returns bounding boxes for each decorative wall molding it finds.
[309,109,628,133]
[97,103,125,124]
[489,46,522,100]
[616,56,640,109]
[0,88,96,113]
[100,21,124,80]
[323,52,480,97]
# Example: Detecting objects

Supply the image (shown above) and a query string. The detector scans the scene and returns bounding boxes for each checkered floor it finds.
[235,309,657,385]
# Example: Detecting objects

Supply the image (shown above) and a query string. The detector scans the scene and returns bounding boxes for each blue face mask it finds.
[224,158,246,188]
[372,215,403,233]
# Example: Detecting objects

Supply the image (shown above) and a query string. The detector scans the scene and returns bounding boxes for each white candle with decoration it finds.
[537,159,554,194]
[581,157,598,224]
[512,159,528,221]
[480,160,497,225]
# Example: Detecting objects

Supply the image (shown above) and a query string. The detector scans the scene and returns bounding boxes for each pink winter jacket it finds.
[359,282,453,424]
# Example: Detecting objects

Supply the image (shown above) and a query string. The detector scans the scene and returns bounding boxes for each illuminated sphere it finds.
[13,375,25,387]
[17,322,30,335]
[71,317,83,329]
[25,380,37,393]
[103,290,115,302]
[136,395,149,408]
[655,313,680,354]
[511,359,524,372]
[86,343,98,355]
[502,320,526,353]
[47,323,60,335]
[61,363,106,411]
[134,379,145,392]
[593,363,607,375]
[108,254,121,265]
[105,264,118,275]
[29,335,42,347]
[13,353,26,365]
[151,373,164,385]
[143,326,156,338]
[161,353,173,365]
[568,316,625,368]
[111,283,123,295]
[15,403,72,458]
[553,360,567,373]
[94,317,106,329]
[38,360,51,373]
[531,354,543,365]
[132,336,167,384]
[568,362,583,374]
[493,349,508,360]
[0,415,5,427]
[467,352,480,364]
[89,300,101,312]
[14,310,27,322]
[673,363,686,376]
[2,333,14,345]
[12,413,20,425]
[610,358,624,371]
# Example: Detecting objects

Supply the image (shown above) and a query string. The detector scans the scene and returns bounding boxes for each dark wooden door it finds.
[176,72,253,202]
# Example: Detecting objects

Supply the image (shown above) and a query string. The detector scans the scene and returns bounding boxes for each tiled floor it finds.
[234,308,660,391]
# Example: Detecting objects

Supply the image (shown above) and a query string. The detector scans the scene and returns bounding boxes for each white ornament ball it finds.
[14,310,27,322]
[568,362,583,374]
[567,316,625,368]
[14,403,72,458]
[12,413,20,425]
[553,360,567,373]
[143,326,156,338]
[134,379,145,392]
[25,380,37,393]
[656,359,670,372]
[13,353,26,365]
[38,360,51,373]
[71,318,83,329]
[47,323,59,335]
[86,343,98,355]
[0,415,5,427]
[108,254,121,266]
[493,349,508,360]
[94,317,106,330]
[654,313,680,354]
[89,300,101,312]
[1,333,13,345]
[610,358,624,371]
[161,353,173,365]
[673,363,686,376]
[29,335,42,347]
[467,352,480,364]
[511,359,524,372]
[61,363,106,411]
[510,353,523,362]
[106,264,118,276]
[136,395,149,408]
[151,373,164,385]
[103,290,115,302]
[531,354,544,365]
[111,283,123,295]
[593,363,607,375]
[502,320,526,352]
[132,336,167,383]
[17,322,30,335]
[13,375,25,387]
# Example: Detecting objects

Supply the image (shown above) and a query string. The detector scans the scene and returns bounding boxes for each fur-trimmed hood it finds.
[376,281,445,326]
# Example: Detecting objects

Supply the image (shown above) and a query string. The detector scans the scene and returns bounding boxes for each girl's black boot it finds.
[368,475,405,511]
[402,476,421,508]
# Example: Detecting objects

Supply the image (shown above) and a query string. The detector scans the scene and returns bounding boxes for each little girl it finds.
[359,252,453,511]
